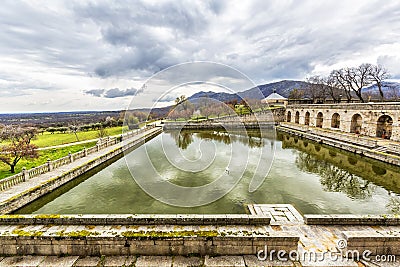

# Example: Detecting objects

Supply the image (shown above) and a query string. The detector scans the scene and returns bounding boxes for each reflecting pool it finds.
[16,130,400,214]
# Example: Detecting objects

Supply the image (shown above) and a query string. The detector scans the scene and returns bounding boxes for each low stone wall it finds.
[163,121,275,130]
[0,232,299,256]
[304,214,400,225]
[0,214,271,225]
[0,128,162,214]
[344,230,400,256]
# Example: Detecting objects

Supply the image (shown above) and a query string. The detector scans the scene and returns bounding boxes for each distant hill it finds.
[363,81,400,97]
[188,80,308,103]
[241,80,309,99]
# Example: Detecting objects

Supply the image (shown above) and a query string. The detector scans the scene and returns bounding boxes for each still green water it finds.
[16,130,400,214]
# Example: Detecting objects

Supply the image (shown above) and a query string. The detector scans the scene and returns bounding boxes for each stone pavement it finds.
[0,255,398,266]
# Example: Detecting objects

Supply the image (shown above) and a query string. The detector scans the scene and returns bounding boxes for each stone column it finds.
[47,159,53,171]
[22,167,29,181]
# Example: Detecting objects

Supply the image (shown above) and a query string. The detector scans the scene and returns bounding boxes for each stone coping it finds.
[0,214,271,225]
[304,214,400,225]
[0,233,299,256]
[344,230,400,256]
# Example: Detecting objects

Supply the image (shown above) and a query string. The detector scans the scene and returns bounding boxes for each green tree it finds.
[126,115,139,130]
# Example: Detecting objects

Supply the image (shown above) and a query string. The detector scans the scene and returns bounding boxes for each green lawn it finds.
[32,126,126,148]
[0,142,97,180]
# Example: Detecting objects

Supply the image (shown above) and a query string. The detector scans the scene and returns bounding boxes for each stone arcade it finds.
[285,103,400,141]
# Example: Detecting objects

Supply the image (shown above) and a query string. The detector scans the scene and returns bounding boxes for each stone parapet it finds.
[0,214,271,226]
[304,214,400,225]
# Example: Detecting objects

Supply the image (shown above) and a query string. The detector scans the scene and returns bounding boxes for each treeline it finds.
[167,95,269,121]
[292,63,393,103]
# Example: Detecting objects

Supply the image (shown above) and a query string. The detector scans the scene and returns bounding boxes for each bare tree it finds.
[330,68,353,102]
[325,75,343,102]
[0,126,39,173]
[97,127,109,138]
[345,64,375,102]
[367,63,390,101]
[305,76,328,103]
[69,124,80,142]
[288,88,305,99]
[169,95,194,121]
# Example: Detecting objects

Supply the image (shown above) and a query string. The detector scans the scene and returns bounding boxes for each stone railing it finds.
[0,125,156,192]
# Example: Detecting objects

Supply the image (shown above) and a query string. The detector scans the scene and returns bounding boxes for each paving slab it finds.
[361,258,400,267]
[300,255,358,267]
[172,256,203,266]
[125,256,136,266]
[204,256,245,267]
[0,256,45,267]
[103,256,127,267]
[135,256,173,267]
[38,256,79,267]
[243,255,294,266]
[73,256,101,267]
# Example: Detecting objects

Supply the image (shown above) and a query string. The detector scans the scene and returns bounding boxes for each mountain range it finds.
[188,80,309,102]
[188,80,400,102]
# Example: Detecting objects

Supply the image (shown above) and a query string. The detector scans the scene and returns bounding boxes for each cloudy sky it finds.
[1,0,400,113]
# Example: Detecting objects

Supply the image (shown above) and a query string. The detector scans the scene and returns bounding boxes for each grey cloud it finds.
[85,89,105,97]
[1,0,400,111]
[104,88,138,98]
[85,88,138,98]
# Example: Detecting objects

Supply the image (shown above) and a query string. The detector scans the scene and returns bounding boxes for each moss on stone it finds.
[55,229,100,237]
[0,214,25,219]
[34,214,61,219]
[12,229,43,237]
[121,230,219,238]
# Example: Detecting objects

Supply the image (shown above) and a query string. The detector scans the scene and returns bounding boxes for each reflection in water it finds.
[169,130,194,150]
[167,130,266,150]
[15,131,400,215]
[295,152,373,200]
[387,196,400,213]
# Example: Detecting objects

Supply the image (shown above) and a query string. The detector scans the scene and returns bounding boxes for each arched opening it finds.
[376,115,393,139]
[304,112,310,125]
[287,111,291,122]
[295,111,300,124]
[331,113,340,129]
[316,112,323,128]
[350,114,362,134]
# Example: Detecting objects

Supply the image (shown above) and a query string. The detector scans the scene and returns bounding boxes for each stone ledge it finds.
[0,214,271,225]
[0,232,299,256]
[344,230,400,256]
[304,214,400,225]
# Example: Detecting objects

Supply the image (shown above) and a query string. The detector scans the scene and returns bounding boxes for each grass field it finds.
[0,123,155,180]
[0,142,97,180]
[32,126,126,147]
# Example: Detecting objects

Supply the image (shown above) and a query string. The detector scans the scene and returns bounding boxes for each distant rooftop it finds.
[264,92,287,100]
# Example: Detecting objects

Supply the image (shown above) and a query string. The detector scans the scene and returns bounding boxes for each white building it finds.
[261,91,288,107]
